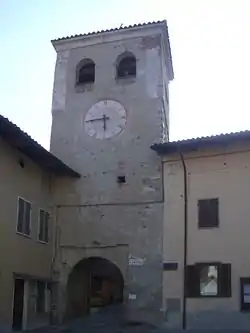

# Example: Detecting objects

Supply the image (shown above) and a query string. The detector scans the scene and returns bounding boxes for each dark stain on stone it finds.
[140,35,161,49]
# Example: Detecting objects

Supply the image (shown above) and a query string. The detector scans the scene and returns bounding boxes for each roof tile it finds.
[151,130,250,155]
[51,20,166,42]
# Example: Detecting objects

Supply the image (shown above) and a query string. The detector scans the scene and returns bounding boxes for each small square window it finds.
[38,209,49,243]
[117,176,126,184]
[198,198,219,228]
[17,197,31,236]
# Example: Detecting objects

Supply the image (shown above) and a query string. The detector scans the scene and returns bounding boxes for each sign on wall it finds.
[128,255,145,266]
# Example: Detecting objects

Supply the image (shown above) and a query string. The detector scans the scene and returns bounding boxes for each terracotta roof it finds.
[0,115,80,177]
[151,130,250,155]
[52,20,166,42]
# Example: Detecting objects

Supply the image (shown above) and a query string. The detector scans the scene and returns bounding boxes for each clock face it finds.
[84,100,127,139]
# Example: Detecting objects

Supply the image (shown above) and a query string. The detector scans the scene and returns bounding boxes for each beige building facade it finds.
[152,133,250,329]
[0,115,78,331]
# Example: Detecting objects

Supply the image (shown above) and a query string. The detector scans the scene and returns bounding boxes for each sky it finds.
[1,0,250,149]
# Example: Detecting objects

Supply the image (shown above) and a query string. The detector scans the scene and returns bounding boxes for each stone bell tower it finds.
[50,21,173,324]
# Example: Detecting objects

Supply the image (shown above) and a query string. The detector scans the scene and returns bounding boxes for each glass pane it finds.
[243,284,250,303]
[17,198,24,232]
[200,265,218,296]
[44,212,49,242]
[24,202,31,235]
[39,210,45,240]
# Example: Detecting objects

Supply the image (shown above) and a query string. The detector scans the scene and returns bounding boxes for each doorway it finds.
[66,257,124,319]
[12,278,24,331]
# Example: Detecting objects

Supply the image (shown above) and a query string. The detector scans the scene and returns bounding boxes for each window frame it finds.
[16,196,32,237]
[198,198,219,229]
[38,208,50,243]
[197,262,220,298]
[116,52,137,80]
[186,262,231,298]
[76,58,95,86]
[240,277,250,312]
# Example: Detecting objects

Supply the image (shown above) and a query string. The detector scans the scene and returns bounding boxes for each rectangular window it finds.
[17,197,31,236]
[186,263,231,298]
[38,209,49,243]
[198,198,219,228]
[240,278,250,311]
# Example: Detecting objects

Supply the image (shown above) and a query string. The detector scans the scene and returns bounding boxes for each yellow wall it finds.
[163,144,250,328]
[0,138,53,326]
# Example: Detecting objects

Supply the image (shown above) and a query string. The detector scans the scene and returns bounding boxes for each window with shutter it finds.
[24,202,31,235]
[17,197,31,236]
[44,212,49,242]
[198,198,219,228]
[186,262,231,298]
[17,198,24,233]
[38,209,49,243]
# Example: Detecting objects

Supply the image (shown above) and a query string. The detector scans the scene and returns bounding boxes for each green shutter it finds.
[219,263,231,297]
[186,265,200,297]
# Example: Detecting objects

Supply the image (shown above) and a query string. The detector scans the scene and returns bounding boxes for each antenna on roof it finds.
[120,23,124,28]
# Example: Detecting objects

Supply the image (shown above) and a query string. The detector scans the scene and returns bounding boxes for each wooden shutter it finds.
[17,198,24,233]
[219,263,231,297]
[185,265,200,297]
[198,198,219,228]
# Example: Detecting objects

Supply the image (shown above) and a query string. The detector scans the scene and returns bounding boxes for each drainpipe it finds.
[179,150,188,330]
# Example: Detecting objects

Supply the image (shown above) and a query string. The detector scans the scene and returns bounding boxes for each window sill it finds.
[187,295,232,299]
[75,82,94,93]
[198,225,219,229]
[116,77,136,85]
[37,239,49,245]
[240,308,250,313]
[16,231,31,239]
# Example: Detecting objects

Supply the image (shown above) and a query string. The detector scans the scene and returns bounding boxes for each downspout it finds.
[179,150,188,330]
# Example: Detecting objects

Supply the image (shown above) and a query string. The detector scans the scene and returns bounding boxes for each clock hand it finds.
[85,116,110,123]
[103,114,108,131]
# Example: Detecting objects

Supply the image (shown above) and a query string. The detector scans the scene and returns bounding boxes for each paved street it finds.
[0,306,244,333]
[25,305,250,333]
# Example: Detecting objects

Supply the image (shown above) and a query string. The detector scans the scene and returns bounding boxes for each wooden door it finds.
[12,278,24,331]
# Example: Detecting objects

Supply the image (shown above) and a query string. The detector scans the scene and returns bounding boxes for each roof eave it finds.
[151,131,250,156]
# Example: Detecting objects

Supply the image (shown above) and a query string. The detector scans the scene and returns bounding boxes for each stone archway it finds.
[66,257,124,319]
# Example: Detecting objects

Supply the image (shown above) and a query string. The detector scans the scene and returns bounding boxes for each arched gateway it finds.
[66,257,124,319]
